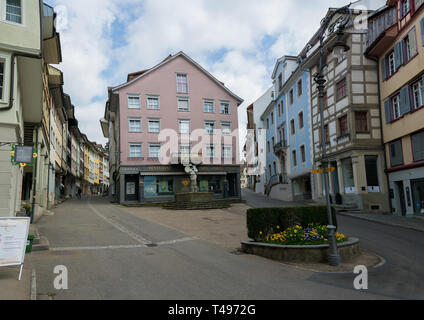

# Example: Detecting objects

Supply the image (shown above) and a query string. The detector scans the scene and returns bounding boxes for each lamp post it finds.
[313,2,356,267]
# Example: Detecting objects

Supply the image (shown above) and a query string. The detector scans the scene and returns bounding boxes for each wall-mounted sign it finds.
[10,145,37,167]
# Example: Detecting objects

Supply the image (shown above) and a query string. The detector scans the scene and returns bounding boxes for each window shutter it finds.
[384,99,391,123]
[421,18,424,46]
[421,75,424,100]
[394,42,402,70]
[381,59,387,81]
[400,85,411,115]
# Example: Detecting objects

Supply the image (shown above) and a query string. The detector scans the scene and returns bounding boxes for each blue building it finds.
[261,55,315,201]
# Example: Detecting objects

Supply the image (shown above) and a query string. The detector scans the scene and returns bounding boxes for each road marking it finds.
[87,201,152,245]
[51,238,198,252]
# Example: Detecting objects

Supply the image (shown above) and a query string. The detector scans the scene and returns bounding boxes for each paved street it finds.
[26,197,388,300]
[243,189,424,299]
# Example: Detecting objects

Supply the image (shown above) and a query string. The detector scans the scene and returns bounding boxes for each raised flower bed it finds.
[242,207,360,263]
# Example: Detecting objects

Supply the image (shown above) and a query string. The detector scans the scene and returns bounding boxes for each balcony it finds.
[366,6,397,57]
[273,141,288,155]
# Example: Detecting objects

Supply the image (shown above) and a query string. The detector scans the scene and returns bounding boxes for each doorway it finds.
[396,181,406,216]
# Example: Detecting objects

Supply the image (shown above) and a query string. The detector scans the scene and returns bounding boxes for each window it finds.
[298,112,304,129]
[415,0,424,9]
[267,119,269,130]
[128,95,140,109]
[220,101,230,114]
[403,29,417,63]
[322,91,328,110]
[365,156,379,188]
[206,145,216,158]
[289,89,294,104]
[179,120,190,134]
[324,124,330,143]
[180,143,191,155]
[355,112,368,133]
[412,80,423,109]
[149,144,161,158]
[291,119,295,135]
[147,96,160,110]
[300,145,306,163]
[129,144,142,158]
[177,97,189,111]
[412,131,424,162]
[278,73,283,91]
[0,61,4,100]
[336,78,347,100]
[205,121,216,134]
[273,162,277,175]
[271,112,274,125]
[6,0,22,24]
[272,137,275,147]
[148,119,160,133]
[401,0,410,17]
[204,99,214,113]
[390,140,403,167]
[222,145,232,159]
[392,95,401,120]
[292,150,297,167]
[221,122,232,135]
[387,51,396,77]
[177,74,188,93]
[339,115,349,136]
[267,141,270,153]
[297,79,303,96]
[129,118,141,132]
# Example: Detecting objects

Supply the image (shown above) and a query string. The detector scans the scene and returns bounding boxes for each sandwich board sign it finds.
[0,217,30,280]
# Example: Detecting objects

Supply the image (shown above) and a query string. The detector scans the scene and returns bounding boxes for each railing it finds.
[265,174,289,195]
[273,140,288,154]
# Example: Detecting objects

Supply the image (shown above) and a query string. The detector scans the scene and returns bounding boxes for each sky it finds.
[46,0,386,151]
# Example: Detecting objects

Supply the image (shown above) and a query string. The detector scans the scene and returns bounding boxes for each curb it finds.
[338,212,424,234]
[30,269,36,301]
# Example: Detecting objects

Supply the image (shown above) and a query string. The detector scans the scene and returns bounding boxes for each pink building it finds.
[102,52,244,203]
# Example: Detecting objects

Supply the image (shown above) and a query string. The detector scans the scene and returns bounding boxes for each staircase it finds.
[162,199,233,210]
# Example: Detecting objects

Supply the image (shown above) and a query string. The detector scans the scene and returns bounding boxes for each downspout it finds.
[368,55,393,214]
[31,124,41,223]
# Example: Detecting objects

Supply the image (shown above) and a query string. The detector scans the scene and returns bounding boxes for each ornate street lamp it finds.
[313,2,357,267]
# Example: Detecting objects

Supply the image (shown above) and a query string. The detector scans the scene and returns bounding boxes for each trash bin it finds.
[26,235,35,253]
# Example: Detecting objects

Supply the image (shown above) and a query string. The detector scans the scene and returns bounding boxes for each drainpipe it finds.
[31,124,41,224]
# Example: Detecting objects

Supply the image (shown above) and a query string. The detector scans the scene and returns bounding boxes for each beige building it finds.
[0,1,61,220]
[366,0,424,216]
[301,8,390,213]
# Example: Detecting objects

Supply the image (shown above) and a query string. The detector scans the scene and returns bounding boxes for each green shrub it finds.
[246,206,337,241]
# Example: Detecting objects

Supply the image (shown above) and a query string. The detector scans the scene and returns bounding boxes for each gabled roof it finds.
[271,55,297,79]
[112,51,244,105]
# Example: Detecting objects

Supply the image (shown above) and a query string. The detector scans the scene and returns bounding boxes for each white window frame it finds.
[4,0,23,25]
[129,143,142,158]
[128,118,142,133]
[392,95,401,120]
[206,144,216,158]
[128,94,141,109]
[205,121,216,135]
[300,144,306,164]
[220,101,231,115]
[204,99,214,113]
[147,95,160,110]
[412,81,423,109]
[179,119,191,134]
[0,59,5,102]
[292,149,298,167]
[221,121,232,136]
[177,97,190,112]
[179,143,191,155]
[176,73,189,94]
[148,143,161,158]
[222,145,232,159]
[148,119,161,133]
[388,52,395,76]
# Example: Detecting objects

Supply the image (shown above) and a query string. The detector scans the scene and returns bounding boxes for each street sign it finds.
[0,218,30,280]
[312,168,336,174]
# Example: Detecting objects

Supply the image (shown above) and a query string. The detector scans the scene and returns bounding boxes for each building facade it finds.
[102,51,243,204]
[366,0,424,216]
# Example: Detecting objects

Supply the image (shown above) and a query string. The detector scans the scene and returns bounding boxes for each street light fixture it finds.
[313,2,356,267]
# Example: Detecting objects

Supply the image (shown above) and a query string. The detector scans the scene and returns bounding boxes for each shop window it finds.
[412,131,424,162]
[144,176,174,197]
[365,156,380,192]
[342,158,355,193]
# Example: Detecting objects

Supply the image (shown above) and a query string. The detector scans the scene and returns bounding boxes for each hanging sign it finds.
[10,145,38,167]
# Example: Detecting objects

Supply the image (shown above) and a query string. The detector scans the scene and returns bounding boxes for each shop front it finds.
[119,165,241,204]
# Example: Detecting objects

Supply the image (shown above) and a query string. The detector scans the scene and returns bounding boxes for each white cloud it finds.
[50,0,387,149]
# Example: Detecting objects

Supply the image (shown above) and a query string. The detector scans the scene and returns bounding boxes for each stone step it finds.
[31,236,50,252]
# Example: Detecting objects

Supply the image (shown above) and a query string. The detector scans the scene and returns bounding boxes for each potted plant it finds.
[23,205,32,217]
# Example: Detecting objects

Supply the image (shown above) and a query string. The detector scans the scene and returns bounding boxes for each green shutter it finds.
[400,86,411,115]
[381,59,387,81]
[384,99,391,123]
[420,18,424,46]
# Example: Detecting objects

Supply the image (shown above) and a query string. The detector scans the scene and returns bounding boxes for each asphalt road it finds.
[26,196,388,300]
[243,189,424,299]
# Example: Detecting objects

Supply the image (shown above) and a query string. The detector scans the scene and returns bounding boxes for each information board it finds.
[0,218,30,268]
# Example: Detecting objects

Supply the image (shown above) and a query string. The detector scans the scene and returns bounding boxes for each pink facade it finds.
[115,53,242,166]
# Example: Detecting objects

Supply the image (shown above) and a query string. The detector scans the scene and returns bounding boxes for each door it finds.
[396,181,406,217]
[125,175,139,202]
